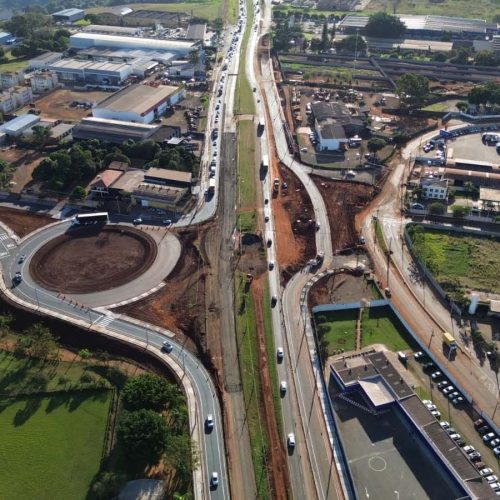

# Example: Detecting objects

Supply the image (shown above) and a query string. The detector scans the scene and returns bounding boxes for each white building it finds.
[92,84,184,124]
[0,86,33,113]
[0,71,21,89]
[70,33,197,58]
[30,72,59,93]
[1,114,40,136]
[421,179,448,200]
[48,58,132,86]
[316,123,348,151]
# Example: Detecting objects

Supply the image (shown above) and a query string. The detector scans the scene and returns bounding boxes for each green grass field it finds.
[361,306,416,351]
[237,209,258,232]
[409,226,500,294]
[315,309,358,355]
[237,119,257,209]
[0,390,112,500]
[0,51,29,73]
[235,272,271,499]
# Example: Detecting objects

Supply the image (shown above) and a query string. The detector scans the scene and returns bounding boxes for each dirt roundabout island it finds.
[30,226,158,294]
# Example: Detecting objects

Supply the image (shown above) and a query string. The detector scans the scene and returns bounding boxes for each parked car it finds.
[440,421,450,430]
[437,381,448,389]
[463,445,475,454]
[133,218,142,225]
[483,432,496,443]
[443,386,455,395]
[452,396,465,406]
[431,371,443,380]
[414,351,425,361]
[480,468,494,477]
[469,452,482,462]
[491,438,500,448]
[478,425,491,435]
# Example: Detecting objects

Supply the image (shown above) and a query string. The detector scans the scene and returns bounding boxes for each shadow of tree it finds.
[86,365,128,390]
[13,396,42,426]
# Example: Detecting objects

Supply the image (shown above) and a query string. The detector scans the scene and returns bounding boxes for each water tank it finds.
[469,294,479,315]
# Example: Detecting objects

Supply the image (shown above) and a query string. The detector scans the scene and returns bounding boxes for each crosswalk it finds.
[0,234,9,241]
[94,315,114,328]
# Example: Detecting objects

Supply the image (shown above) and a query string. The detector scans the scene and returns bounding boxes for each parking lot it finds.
[330,380,464,499]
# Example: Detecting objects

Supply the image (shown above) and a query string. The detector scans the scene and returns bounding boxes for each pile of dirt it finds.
[0,206,53,238]
[236,233,268,276]
[115,229,206,354]
[273,163,317,284]
[311,177,376,252]
[30,226,157,293]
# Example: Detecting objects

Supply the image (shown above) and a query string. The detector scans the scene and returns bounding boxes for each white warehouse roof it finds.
[52,8,84,17]
[1,114,40,134]
[70,33,197,54]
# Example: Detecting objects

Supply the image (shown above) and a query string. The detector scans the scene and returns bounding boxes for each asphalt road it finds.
[249,2,348,499]
[1,222,229,499]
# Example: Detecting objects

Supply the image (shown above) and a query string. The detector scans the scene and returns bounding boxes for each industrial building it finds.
[92,84,184,123]
[70,33,197,58]
[30,72,59,93]
[1,114,40,136]
[28,52,64,71]
[81,25,142,37]
[0,32,12,44]
[186,24,206,41]
[338,14,497,40]
[72,116,180,144]
[94,6,133,25]
[52,8,85,23]
[48,59,132,87]
[311,102,364,151]
[120,9,188,28]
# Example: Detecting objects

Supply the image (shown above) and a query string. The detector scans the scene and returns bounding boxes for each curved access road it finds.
[0,221,229,500]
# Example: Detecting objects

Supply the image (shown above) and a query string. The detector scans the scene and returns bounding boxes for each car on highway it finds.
[12,271,22,284]
[163,219,172,226]
[268,261,274,270]
[161,341,173,353]
[206,414,214,431]
[483,432,496,443]
[277,347,284,362]
[210,472,219,488]
[280,381,287,395]
[384,287,391,298]
[18,254,26,263]
[271,295,277,307]
[133,218,142,225]
[264,215,269,222]
[287,433,295,449]
[480,468,494,477]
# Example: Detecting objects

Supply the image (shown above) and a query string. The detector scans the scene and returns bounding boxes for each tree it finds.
[17,323,60,360]
[367,137,387,154]
[428,202,446,215]
[432,52,447,62]
[122,373,174,412]
[91,471,126,500]
[455,101,468,112]
[31,125,52,149]
[474,50,498,67]
[118,409,167,463]
[320,21,330,52]
[165,434,196,486]
[452,205,470,218]
[188,50,199,65]
[309,38,322,53]
[468,82,500,106]
[334,35,367,55]
[365,13,406,38]
[71,186,87,200]
[395,73,429,106]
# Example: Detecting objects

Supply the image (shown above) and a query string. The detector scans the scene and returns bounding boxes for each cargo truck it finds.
[443,332,457,350]
[273,178,280,194]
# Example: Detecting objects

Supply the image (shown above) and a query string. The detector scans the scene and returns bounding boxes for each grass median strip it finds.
[237,119,257,209]
[235,272,272,499]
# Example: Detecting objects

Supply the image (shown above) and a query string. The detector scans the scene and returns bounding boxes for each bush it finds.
[122,373,175,412]
[428,202,446,215]
[452,205,470,218]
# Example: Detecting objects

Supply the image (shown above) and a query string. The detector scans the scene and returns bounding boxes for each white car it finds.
[440,421,450,430]
[463,445,475,454]
[431,410,441,419]
[206,414,214,430]
[487,476,499,484]
[480,468,494,477]
[443,386,455,395]
[276,347,284,361]
[483,433,496,442]
[287,433,295,448]
[210,472,219,487]
[280,381,287,395]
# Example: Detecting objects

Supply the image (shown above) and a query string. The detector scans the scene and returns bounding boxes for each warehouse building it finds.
[28,52,63,70]
[1,114,40,136]
[94,6,133,26]
[70,33,197,58]
[121,9,188,28]
[0,32,12,44]
[52,8,85,23]
[92,84,184,123]
[81,25,142,37]
[186,24,206,41]
[48,59,132,86]
[338,15,497,40]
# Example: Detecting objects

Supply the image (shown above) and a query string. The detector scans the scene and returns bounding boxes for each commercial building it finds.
[0,32,12,44]
[0,86,33,113]
[48,58,132,87]
[1,114,40,136]
[76,46,176,66]
[89,168,125,196]
[28,52,64,71]
[70,33,197,58]
[52,8,85,23]
[30,72,59,93]
[338,14,497,39]
[421,178,448,200]
[144,167,192,187]
[49,122,74,143]
[92,84,184,124]
[121,10,188,28]
[311,102,364,151]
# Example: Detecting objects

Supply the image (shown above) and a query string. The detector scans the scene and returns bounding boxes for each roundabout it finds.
[30,226,158,294]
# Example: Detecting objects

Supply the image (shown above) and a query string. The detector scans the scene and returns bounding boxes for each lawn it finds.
[361,306,417,352]
[88,0,228,21]
[0,51,29,73]
[235,272,271,499]
[237,119,257,209]
[237,209,258,232]
[0,390,112,500]
[315,309,358,355]
[408,226,500,294]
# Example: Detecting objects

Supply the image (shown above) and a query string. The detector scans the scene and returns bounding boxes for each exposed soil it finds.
[236,233,268,276]
[309,272,378,308]
[29,88,109,121]
[115,229,206,356]
[30,226,157,293]
[0,148,44,194]
[273,165,317,284]
[251,277,289,500]
[0,206,54,238]
[311,177,376,252]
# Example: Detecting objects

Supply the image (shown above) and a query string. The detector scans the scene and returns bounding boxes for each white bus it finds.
[72,212,109,225]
